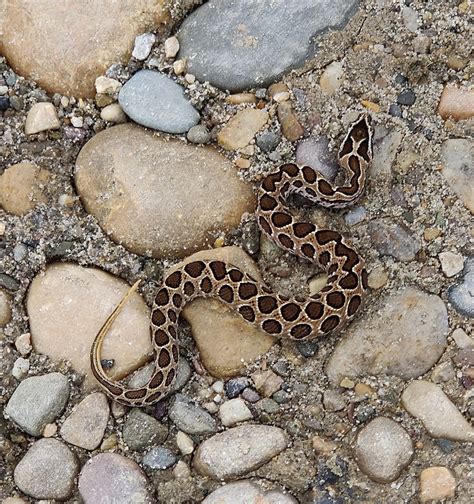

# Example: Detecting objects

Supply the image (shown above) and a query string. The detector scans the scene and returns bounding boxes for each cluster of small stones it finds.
[1,0,473,503]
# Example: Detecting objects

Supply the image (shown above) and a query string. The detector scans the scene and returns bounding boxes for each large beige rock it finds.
[75,124,255,258]
[0,0,170,98]
[27,263,152,389]
[0,162,50,216]
[217,109,269,150]
[168,247,276,377]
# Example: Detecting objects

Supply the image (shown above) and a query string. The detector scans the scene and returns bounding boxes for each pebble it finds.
[401,380,474,442]
[203,480,297,504]
[0,162,50,216]
[100,103,127,123]
[319,61,344,95]
[142,446,177,470]
[256,130,281,152]
[118,70,200,133]
[187,124,211,144]
[367,219,420,262]
[367,266,389,289]
[448,256,474,318]
[354,417,414,483]
[402,6,419,32]
[177,0,360,91]
[24,102,60,134]
[219,398,253,426]
[0,96,10,111]
[168,247,275,377]
[226,93,257,105]
[277,102,304,141]
[14,334,31,357]
[257,398,280,413]
[173,59,187,75]
[397,90,416,106]
[11,357,29,380]
[242,388,261,403]
[217,109,268,150]
[0,290,12,326]
[2,498,27,504]
[439,251,464,277]
[438,85,474,121]
[419,467,456,502]
[176,431,194,455]
[451,328,473,349]
[122,408,168,451]
[27,263,152,388]
[431,361,456,384]
[14,438,79,500]
[296,136,339,180]
[79,453,154,503]
[164,36,180,58]
[326,287,448,384]
[193,424,288,479]
[95,76,122,95]
[76,125,255,258]
[59,392,109,450]
[251,370,283,397]
[173,460,191,479]
[323,389,345,412]
[440,138,473,213]
[169,394,218,435]
[132,33,155,60]
[5,373,70,436]
[388,103,402,117]
[2,2,170,97]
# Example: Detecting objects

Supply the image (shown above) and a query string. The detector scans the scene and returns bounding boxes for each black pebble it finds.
[0,96,9,111]
[389,104,402,117]
[397,90,416,106]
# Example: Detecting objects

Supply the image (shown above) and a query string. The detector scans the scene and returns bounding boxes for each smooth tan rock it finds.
[401,380,474,442]
[0,289,12,326]
[319,61,344,95]
[194,424,288,480]
[60,392,110,450]
[217,109,268,150]
[277,102,304,141]
[27,263,152,389]
[0,0,170,98]
[75,124,255,258]
[24,102,60,134]
[420,467,456,503]
[438,85,474,120]
[326,288,448,384]
[168,247,276,377]
[100,103,127,123]
[0,162,50,216]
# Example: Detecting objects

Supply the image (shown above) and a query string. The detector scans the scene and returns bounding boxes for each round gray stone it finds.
[169,394,218,435]
[178,0,360,92]
[14,438,79,500]
[5,372,70,436]
[354,417,414,483]
[448,256,474,318]
[122,408,168,451]
[119,70,200,133]
[142,446,177,469]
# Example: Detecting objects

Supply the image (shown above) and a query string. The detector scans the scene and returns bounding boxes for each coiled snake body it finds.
[91,115,373,406]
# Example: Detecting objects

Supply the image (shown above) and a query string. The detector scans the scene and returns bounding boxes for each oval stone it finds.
[75,124,255,258]
[119,70,200,133]
[0,1,170,98]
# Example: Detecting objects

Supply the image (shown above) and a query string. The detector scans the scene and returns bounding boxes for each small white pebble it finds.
[185,73,196,84]
[173,460,191,479]
[439,251,464,277]
[60,96,69,108]
[70,116,83,128]
[176,431,194,455]
[12,357,30,379]
[100,103,127,124]
[451,328,473,349]
[15,333,32,356]
[42,423,58,437]
[173,59,187,75]
[132,33,156,60]
[203,401,218,414]
[212,381,224,393]
[213,394,223,404]
[0,85,9,95]
[273,91,290,102]
[95,76,122,95]
[219,398,253,427]
[0,222,6,235]
[164,36,180,58]
[58,193,75,207]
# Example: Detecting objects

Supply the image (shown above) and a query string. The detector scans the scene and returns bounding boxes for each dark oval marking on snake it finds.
[158,349,171,368]
[339,272,358,290]
[229,269,244,282]
[200,277,212,293]
[281,303,301,321]
[150,371,164,388]
[301,243,315,258]
[257,296,277,314]
[210,261,227,280]
[282,163,299,176]
[262,319,283,334]
[218,285,234,303]
[172,293,182,308]
[125,388,147,400]
[168,310,177,323]
[326,291,346,309]
[154,329,169,346]
[305,301,324,320]
[290,323,312,339]
[239,305,256,322]
[184,281,195,297]
[316,230,341,245]
[165,271,182,288]
[152,309,165,326]
[347,295,362,316]
[293,222,316,238]
[272,212,292,228]
[302,166,316,183]
[239,282,258,300]
[321,314,340,333]
[278,233,294,249]
[165,368,176,386]
[155,288,169,306]
[184,261,206,278]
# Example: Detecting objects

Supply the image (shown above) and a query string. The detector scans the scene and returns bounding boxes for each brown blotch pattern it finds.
[301,243,315,258]
[318,179,335,196]
[259,216,272,235]
[155,288,169,306]
[306,301,324,319]
[272,212,292,227]
[282,163,298,176]
[339,272,358,290]
[321,315,340,333]
[291,324,312,339]
[165,369,176,386]
[262,319,283,334]
[239,305,256,322]
[293,222,315,238]
[165,271,182,288]
[158,348,171,368]
[152,309,165,326]
[184,281,195,297]
[347,295,362,316]
[229,269,244,282]
[218,285,234,303]
[150,371,164,388]
[172,293,182,308]
[281,303,301,321]
[154,329,169,346]
[316,230,341,245]
[125,389,147,400]
[184,261,206,278]
[302,166,316,183]
[278,233,294,249]
[260,194,278,211]
[200,277,212,293]
[257,295,277,314]
[326,291,346,309]
[210,261,227,280]
[239,282,258,300]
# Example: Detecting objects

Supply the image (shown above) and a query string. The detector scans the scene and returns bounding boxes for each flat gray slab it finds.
[178,0,360,91]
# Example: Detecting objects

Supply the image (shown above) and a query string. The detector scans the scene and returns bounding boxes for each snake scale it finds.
[91,114,373,406]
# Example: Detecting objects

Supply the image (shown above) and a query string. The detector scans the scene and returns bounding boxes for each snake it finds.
[91,114,373,406]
